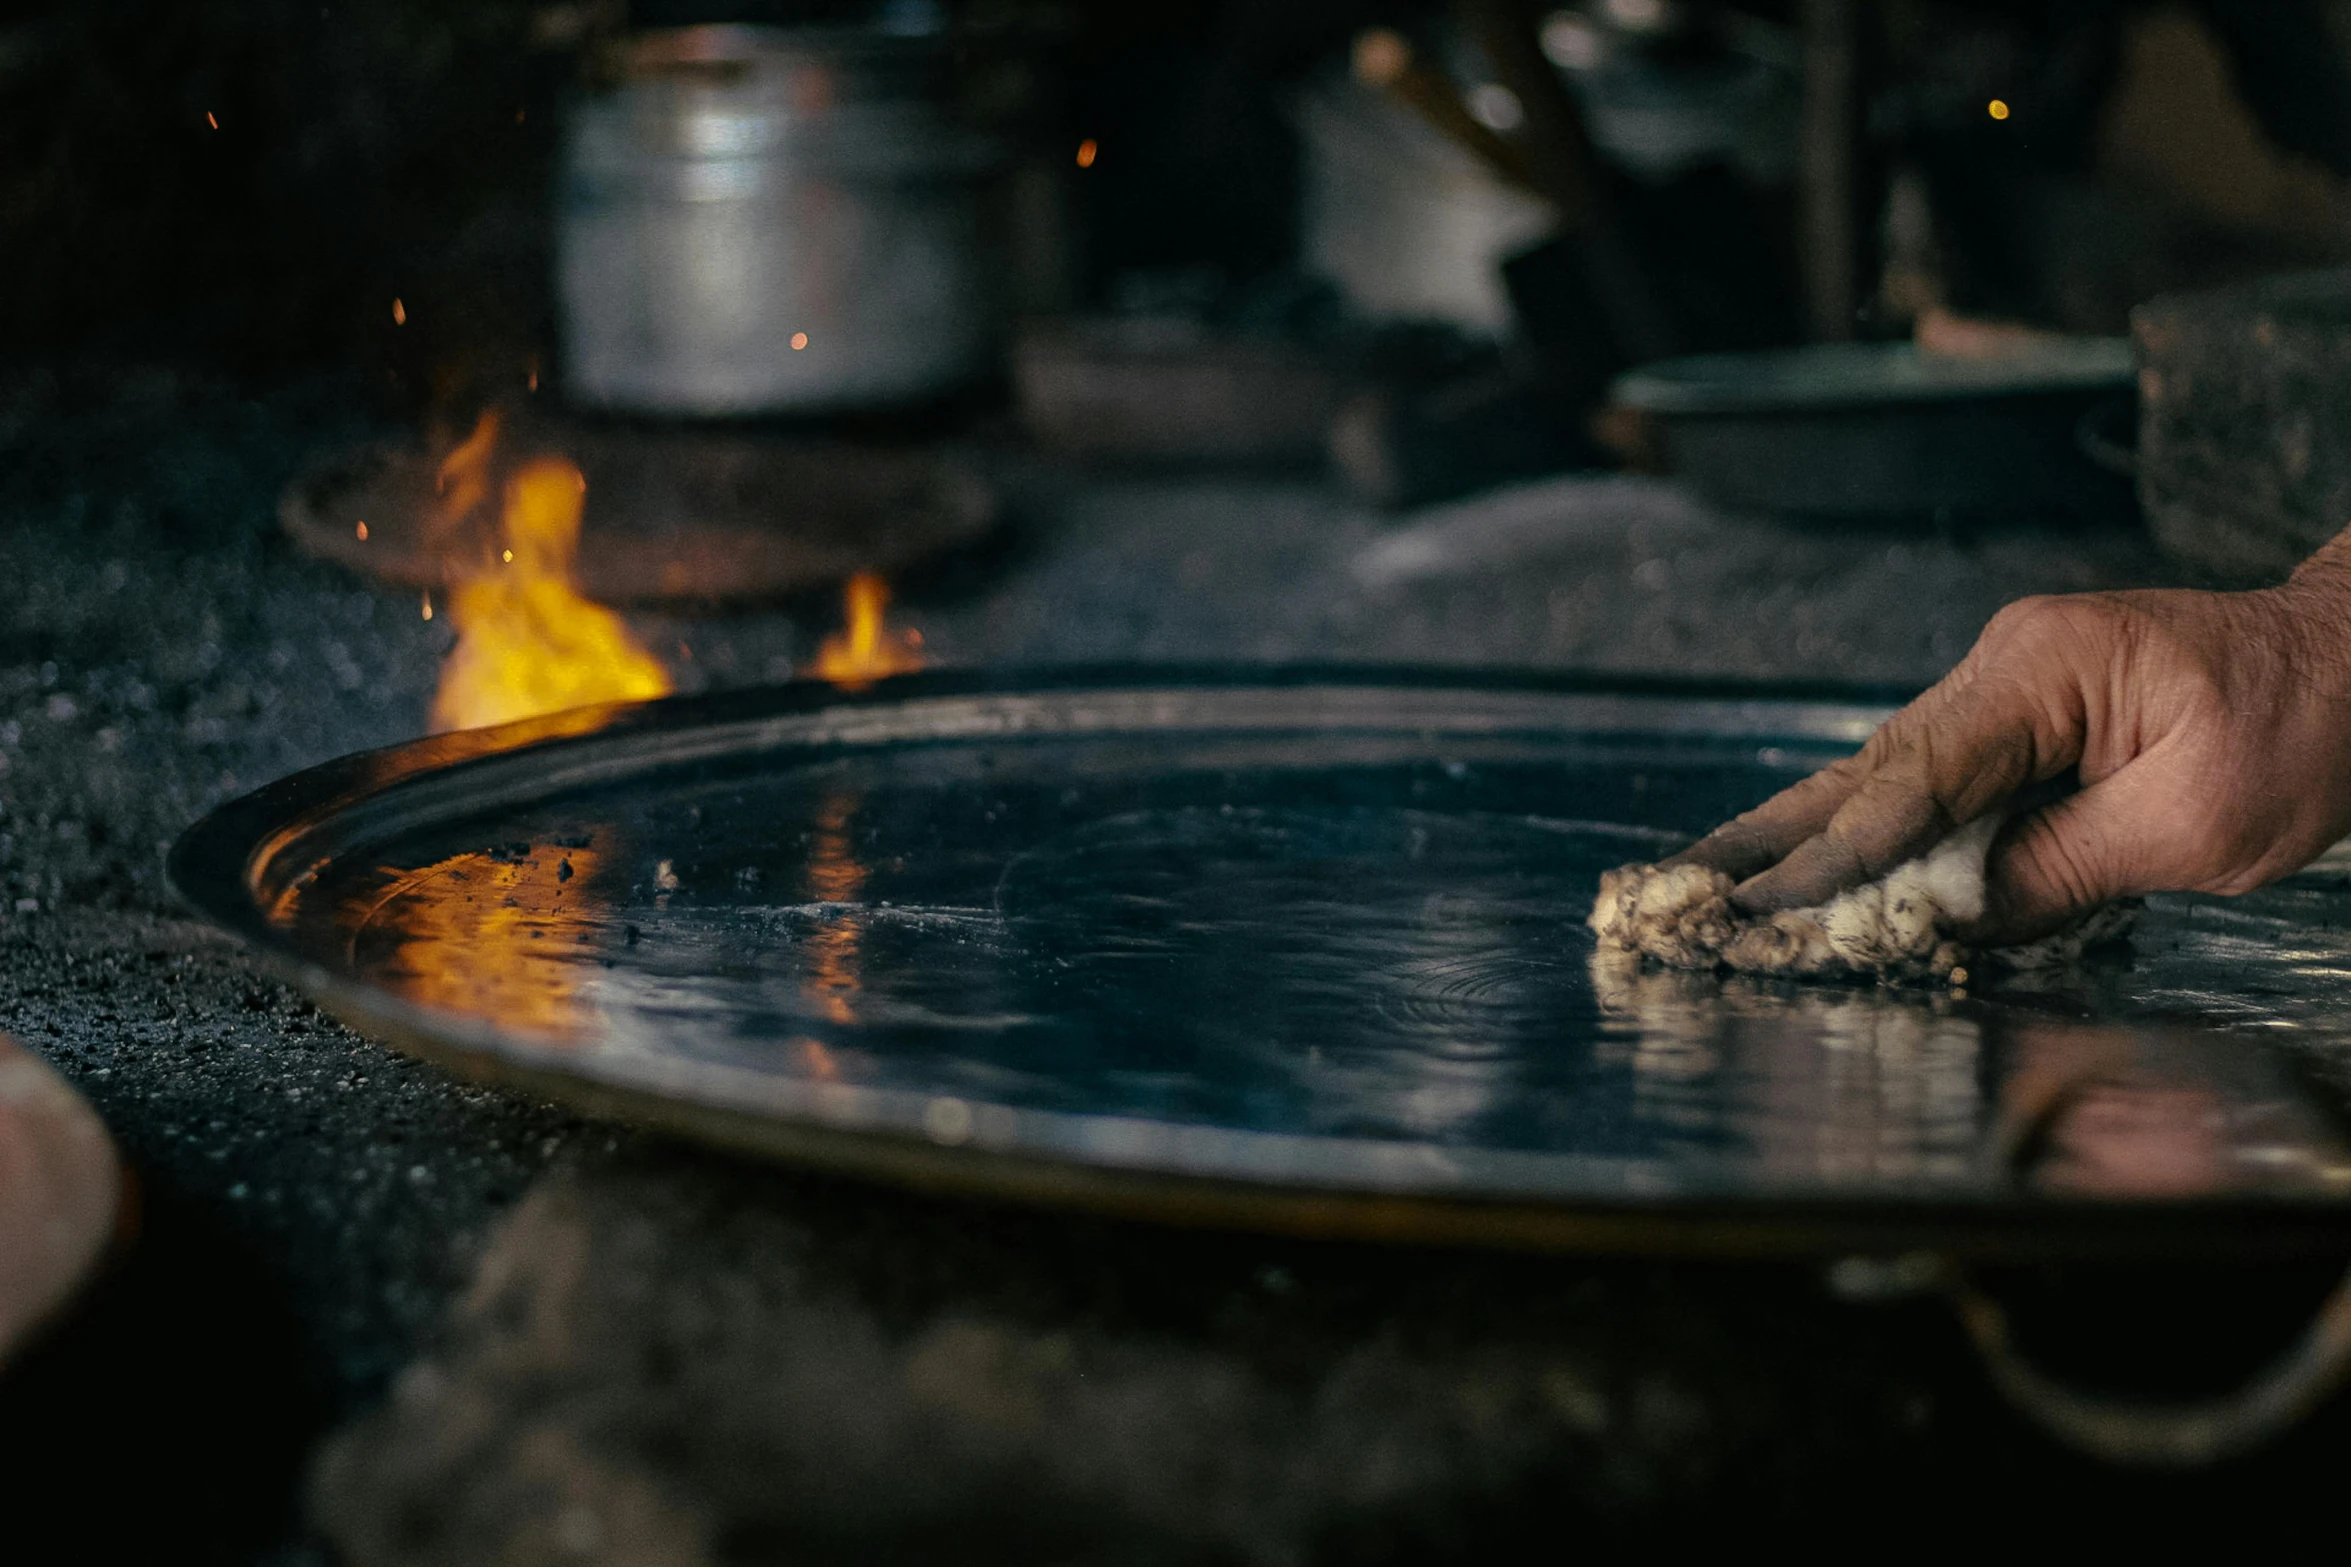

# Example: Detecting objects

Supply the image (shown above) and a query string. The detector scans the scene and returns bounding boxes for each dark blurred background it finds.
[12,1,2351,387]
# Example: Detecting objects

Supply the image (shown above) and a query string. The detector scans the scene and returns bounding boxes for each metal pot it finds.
[559,25,997,415]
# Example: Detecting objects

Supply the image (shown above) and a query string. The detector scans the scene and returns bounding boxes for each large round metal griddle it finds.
[169,670,2351,1261]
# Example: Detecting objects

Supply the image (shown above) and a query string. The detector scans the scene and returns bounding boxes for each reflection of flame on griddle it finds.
[802,790,867,1025]
[347,842,615,1041]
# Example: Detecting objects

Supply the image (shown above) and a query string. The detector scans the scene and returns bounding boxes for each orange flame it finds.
[428,455,671,732]
[430,410,501,542]
[802,789,867,1025]
[812,572,924,689]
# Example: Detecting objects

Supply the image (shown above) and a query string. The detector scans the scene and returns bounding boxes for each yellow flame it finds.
[812,572,924,689]
[428,455,671,732]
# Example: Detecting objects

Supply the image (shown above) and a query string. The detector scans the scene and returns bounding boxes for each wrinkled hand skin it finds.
[1666,536,2351,944]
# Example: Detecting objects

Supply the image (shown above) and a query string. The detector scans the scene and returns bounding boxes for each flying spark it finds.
[1076,138,1098,168]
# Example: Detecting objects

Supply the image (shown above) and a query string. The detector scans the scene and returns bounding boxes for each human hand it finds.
[1665,549,2351,942]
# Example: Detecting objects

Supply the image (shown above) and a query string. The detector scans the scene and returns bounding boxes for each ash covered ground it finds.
[7,363,2348,1563]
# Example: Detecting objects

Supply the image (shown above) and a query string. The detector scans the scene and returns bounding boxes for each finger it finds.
[1670,657,1989,883]
[1662,756,1866,881]
[1731,691,2059,913]
[1972,765,2175,942]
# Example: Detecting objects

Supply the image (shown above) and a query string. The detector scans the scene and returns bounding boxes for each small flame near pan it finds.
[427,429,672,733]
[813,572,924,689]
[417,413,927,731]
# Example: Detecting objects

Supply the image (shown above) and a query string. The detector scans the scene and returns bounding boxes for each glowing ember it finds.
[428,456,671,732]
[392,298,407,325]
[1076,137,1098,168]
[812,572,924,689]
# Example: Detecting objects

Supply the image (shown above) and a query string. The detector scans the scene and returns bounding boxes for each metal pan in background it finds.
[1611,338,2139,522]
[280,423,999,607]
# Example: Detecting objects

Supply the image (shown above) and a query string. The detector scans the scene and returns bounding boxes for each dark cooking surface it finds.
[10,366,2351,1562]
[182,677,2351,1239]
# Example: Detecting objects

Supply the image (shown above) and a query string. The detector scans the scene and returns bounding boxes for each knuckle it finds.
[2159,658,2227,718]
[2194,805,2283,894]
[1981,594,2071,649]
[1854,720,1905,768]
[2015,825,2109,913]
[1981,592,2129,664]
[2128,798,2269,895]
[1856,764,1946,834]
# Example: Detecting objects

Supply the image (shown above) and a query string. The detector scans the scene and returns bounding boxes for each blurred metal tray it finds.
[169,668,2351,1263]
[1612,340,2138,522]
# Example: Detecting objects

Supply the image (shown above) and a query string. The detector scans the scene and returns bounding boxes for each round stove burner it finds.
[280,422,998,606]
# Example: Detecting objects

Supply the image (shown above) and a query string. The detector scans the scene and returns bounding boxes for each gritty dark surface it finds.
[4,361,2349,1562]
[2135,268,2351,583]
[309,1153,2351,1566]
